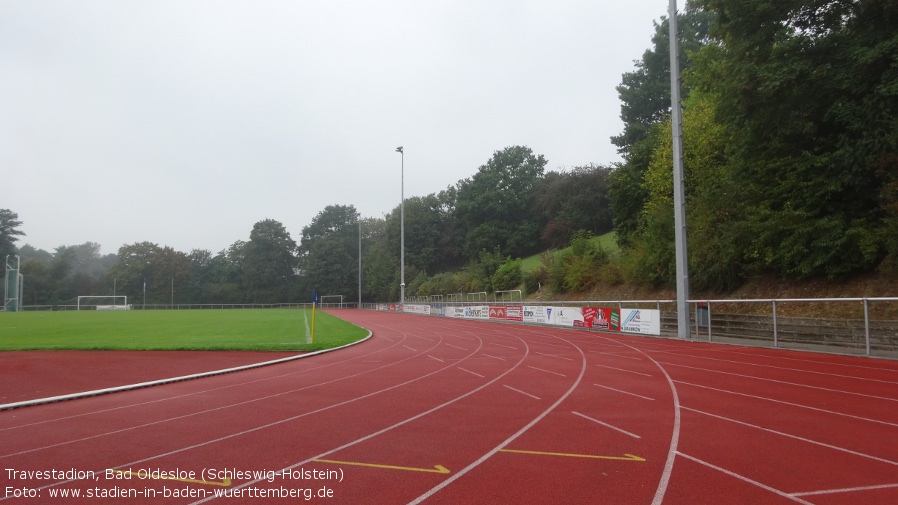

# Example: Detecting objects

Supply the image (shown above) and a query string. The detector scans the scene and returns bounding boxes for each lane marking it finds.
[428,355,445,363]
[504,385,541,400]
[445,343,469,351]
[314,459,449,474]
[458,367,484,378]
[403,345,418,352]
[676,380,898,428]
[535,351,574,361]
[596,364,652,376]
[594,383,655,401]
[482,353,507,361]
[677,452,814,505]
[682,406,898,466]
[593,352,643,360]
[527,366,566,377]
[499,449,645,462]
[490,342,518,350]
[572,411,640,439]
[110,469,230,487]
[791,482,898,497]
[653,351,898,384]
[661,361,898,403]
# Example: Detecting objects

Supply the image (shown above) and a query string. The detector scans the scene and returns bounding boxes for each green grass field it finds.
[0,309,368,351]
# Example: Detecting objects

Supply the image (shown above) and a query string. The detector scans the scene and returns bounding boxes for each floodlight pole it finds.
[396,146,405,305]
[358,213,362,308]
[669,0,690,338]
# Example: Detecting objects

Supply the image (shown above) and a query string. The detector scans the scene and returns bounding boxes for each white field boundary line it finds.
[681,406,898,467]
[675,380,898,428]
[677,452,814,505]
[660,361,898,403]
[0,333,485,501]
[0,331,373,412]
[0,321,416,432]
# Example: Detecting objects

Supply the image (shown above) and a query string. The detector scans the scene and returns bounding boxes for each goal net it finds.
[77,296,130,311]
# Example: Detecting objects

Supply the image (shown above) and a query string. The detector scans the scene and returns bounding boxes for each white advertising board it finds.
[619,309,661,335]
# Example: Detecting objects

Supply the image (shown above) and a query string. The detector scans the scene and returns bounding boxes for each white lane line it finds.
[593,352,643,360]
[428,355,445,363]
[677,452,814,505]
[402,345,418,352]
[535,351,574,361]
[594,384,655,401]
[682,405,898,466]
[572,411,640,439]
[409,334,588,505]
[527,366,566,377]
[490,342,518,350]
[791,482,898,497]
[445,343,468,351]
[660,361,898,402]
[482,353,507,361]
[458,368,484,378]
[676,380,898,428]
[596,364,652,377]
[504,385,541,400]
[652,351,898,384]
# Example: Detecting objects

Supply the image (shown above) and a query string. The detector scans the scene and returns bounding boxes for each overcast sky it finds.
[2,0,668,256]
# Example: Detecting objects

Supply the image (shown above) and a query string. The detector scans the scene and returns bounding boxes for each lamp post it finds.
[395,146,405,305]
[358,213,362,308]
[669,0,690,338]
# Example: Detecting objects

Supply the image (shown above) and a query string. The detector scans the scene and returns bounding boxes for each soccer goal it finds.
[77,296,130,311]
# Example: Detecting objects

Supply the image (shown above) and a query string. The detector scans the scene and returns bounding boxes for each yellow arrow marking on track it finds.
[499,449,645,462]
[109,470,231,487]
[313,459,450,474]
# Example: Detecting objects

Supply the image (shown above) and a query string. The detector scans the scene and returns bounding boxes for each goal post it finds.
[77,296,130,311]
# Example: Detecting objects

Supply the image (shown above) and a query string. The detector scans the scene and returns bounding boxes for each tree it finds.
[298,205,359,301]
[0,209,25,259]
[531,164,614,248]
[693,0,898,278]
[455,146,547,259]
[244,219,298,303]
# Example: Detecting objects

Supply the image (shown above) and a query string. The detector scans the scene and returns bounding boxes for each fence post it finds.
[707,301,712,342]
[772,300,778,348]
[864,298,871,356]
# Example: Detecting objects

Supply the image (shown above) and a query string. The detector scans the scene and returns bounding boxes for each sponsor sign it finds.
[620,309,661,335]
[464,305,490,320]
[523,306,549,324]
[404,304,431,315]
[505,305,523,322]
[583,307,620,331]
[488,306,507,320]
[551,306,585,327]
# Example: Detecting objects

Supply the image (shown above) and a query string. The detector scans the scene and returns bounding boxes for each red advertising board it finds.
[488,306,507,320]
[584,307,620,331]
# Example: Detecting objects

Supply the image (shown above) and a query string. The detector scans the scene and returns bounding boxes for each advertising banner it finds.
[404,304,431,315]
[488,306,507,320]
[464,305,490,320]
[550,306,586,327]
[505,305,523,322]
[446,306,466,318]
[620,309,661,335]
[583,307,620,331]
[523,306,549,324]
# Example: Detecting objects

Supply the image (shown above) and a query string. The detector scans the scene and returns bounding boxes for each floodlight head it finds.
[395,146,403,153]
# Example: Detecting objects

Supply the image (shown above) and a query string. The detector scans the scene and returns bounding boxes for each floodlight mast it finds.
[396,146,405,306]
[669,0,690,339]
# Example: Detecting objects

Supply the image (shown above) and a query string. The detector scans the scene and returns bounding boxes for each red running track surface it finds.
[1,309,897,504]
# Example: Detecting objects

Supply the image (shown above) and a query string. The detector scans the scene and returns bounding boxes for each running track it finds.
[1,309,897,504]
